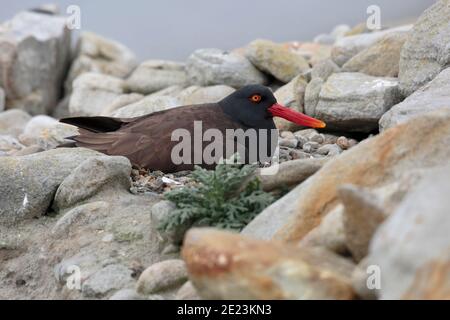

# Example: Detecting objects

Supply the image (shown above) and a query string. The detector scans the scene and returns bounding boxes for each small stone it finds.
[336,136,350,150]
[290,149,311,160]
[109,288,146,300]
[310,133,325,144]
[150,200,187,245]
[279,138,298,148]
[280,131,295,139]
[0,135,24,153]
[175,281,201,300]
[82,264,134,298]
[302,141,320,153]
[136,259,188,295]
[316,144,343,156]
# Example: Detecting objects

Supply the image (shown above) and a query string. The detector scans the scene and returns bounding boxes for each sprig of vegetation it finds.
[158,157,275,232]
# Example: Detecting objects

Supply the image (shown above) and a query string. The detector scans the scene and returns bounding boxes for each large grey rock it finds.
[0,109,31,137]
[111,95,180,118]
[0,11,71,114]
[380,66,450,131]
[186,48,268,88]
[311,59,340,81]
[245,39,310,82]
[82,264,134,298]
[308,73,401,132]
[331,25,412,67]
[342,32,408,77]
[53,156,132,211]
[176,85,235,105]
[399,0,450,96]
[0,148,101,224]
[304,78,324,117]
[65,32,137,92]
[367,166,450,299]
[100,93,144,116]
[69,73,125,116]
[0,135,24,154]
[125,60,187,94]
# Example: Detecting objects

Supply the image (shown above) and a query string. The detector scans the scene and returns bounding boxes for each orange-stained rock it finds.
[182,228,356,300]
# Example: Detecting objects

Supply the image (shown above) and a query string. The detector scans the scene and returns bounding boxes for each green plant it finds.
[158,158,275,232]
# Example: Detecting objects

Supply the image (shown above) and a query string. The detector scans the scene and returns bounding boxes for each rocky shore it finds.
[1,1,449,300]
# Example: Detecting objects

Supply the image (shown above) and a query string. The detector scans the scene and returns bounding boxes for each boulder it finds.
[0,87,4,111]
[111,95,180,118]
[380,67,450,131]
[182,228,356,299]
[100,93,144,116]
[0,11,71,114]
[245,39,310,82]
[0,109,31,137]
[0,148,101,224]
[65,32,137,92]
[186,48,268,88]
[176,85,235,105]
[69,73,125,116]
[308,72,401,132]
[125,60,187,94]
[399,0,450,96]
[367,165,450,299]
[311,59,340,81]
[342,31,408,77]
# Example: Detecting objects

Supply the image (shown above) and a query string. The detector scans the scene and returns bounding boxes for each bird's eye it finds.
[249,94,262,103]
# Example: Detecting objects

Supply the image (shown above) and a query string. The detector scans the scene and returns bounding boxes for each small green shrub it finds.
[158,159,275,232]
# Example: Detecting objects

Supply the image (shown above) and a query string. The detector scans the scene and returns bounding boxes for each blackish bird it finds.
[60,85,325,172]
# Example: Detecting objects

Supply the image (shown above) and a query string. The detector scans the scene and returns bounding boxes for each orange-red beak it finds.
[268,103,326,129]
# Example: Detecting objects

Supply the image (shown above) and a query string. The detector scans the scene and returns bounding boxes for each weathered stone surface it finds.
[311,59,340,81]
[380,67,450,131]
[399,0,450,96]
[308,73,401,132]
[273,75,308,131]
[177,85,234,105]
[0,87,4,111]
[0,148,101,224]
[100,93,144,116]
[367,165,450,299]
[53,156,132,211]
[246,39,310,82]
[150,200,185,246]
[111,95,180,118]
[186,48,268,88]
[69,73,125,116]
[82,264,134,298]
[342,32,408,77]
[136,259,188,295]
[246,109,450,245]
[0,135,24,154]
[182,228,356,299]
[125,60,187,94]
[65,32,137,92]
[0,11,71,114]
[331,25,412,67]
[175,281,201,300]
[257,158,328,191]
[109,289,146,300]
[304,78,324,117]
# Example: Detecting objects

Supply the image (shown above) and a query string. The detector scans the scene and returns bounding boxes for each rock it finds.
[273,75,308,131]
[69,73,125,116]
[186,48,268,88]
[257,158,328,191]
[331,25,412,66]
[0,148,101,224]
[52,95,71,119]
[100,93,144,116]
[316,144,342,156]
[308,73,401,132]
[399,0,450,96]
[82,264,134,298]
[342,32,408,77]
[379,67,450,131]
[286,42,332,66]
[289,149,311,160]
[300,205,347,255]
[367,165,450,299]
[175,281,201,300]
[278,138,298,148]
[0,135,24,154]
[150,200,187,246]
[125,60,187,94]
[0,87,4,111]
[53,156,132,211]
[182,228,356,299]
[302,141,320,153]
[244,109,450,245]
[176,85,235,105]
[109,288,146,300]
[136,259,188,295]
[18,115,78,150]
[304,78,324,117]
[0,11,71,114]
[10,145,43,156]
[65,32,137,92]
[351,258,378,300]
[311,59,340,81]
[245,39,310,82]
[111,95,180,118]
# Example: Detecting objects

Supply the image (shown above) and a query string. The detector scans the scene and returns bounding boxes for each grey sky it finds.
[1,0,434,61]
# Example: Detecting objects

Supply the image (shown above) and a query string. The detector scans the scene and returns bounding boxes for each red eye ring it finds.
[250,94,262,103]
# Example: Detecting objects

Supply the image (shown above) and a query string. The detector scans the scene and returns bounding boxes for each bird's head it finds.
[218,84,326,129]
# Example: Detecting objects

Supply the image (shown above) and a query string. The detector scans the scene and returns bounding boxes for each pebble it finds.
[279,138,298,148]
[302,141,320,153]
[316,144,343,156]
